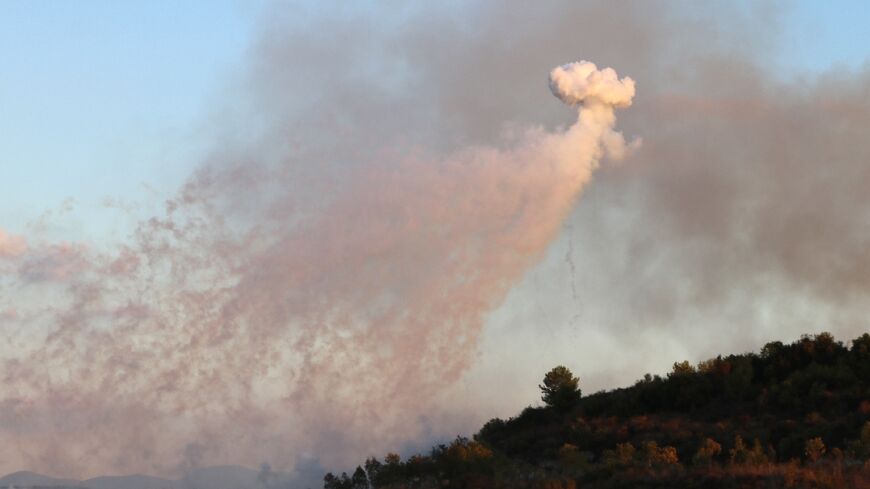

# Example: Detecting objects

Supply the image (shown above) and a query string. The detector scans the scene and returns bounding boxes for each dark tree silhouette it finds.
[351,466,368,489]
[539,365,581,411]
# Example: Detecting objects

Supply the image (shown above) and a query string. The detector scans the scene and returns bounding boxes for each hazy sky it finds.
[2,0,870,483]
[1,1,869,238]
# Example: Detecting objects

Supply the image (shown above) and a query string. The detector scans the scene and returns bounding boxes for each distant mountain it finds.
[0,465,288,489]
[83,474,177,489]
[0,471,83,488]
[181,466,262,489]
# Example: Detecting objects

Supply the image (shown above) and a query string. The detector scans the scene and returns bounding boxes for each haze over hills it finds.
[84,474,175,489]
[0,466,290,489]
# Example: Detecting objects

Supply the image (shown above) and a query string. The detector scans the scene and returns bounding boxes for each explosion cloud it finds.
[549,62,636,109]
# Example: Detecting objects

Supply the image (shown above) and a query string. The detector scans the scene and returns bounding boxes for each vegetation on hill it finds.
[323,333,870,489]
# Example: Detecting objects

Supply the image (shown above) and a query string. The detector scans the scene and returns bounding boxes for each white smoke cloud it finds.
[549,61,636,109]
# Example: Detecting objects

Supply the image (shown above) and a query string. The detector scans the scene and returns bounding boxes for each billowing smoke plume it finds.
[0,59,635,477]
[396,1,870,413]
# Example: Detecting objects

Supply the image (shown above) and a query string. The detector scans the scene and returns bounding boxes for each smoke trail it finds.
[0,61,635,477]
[565,225,578,302]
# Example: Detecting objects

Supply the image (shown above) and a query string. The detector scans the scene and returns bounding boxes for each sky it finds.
[2,0,870,485]
[1,1,868,236]
[0,0,259,238]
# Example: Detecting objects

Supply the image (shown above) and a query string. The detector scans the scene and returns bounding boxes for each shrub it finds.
[692,438,722,466]
[805,437,826,464]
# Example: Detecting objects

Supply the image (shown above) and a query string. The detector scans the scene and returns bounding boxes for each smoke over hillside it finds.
[1,1,870,483]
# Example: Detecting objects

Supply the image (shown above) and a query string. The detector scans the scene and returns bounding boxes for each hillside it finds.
[0,471,83,488]
[325,333,870,489]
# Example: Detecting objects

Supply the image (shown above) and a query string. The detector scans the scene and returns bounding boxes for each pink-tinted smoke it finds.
[0,228,27,258]
[0,62,635,477]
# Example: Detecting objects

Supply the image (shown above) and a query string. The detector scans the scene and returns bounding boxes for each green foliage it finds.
[539,366,581,412]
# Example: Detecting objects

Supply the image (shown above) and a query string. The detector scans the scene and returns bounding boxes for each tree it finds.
[363,457,382,487]
[852,334,870,355]
[351,466,368,489]
[323,473,338,489]
[670,360,696,377]
[724,356,754,400]
[323,473,352,489]
[384,453,401,465]
[539,366,581,411]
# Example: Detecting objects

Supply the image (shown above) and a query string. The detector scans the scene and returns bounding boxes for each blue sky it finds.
[780,0,870,73]
[0,0,868,241]
[0,0,261,239]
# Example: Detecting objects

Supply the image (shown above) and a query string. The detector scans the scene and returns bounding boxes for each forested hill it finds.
[324,333,870,489]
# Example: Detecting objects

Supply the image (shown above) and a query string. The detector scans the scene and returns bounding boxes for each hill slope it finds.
[327,332,870,489]
[83,474,176,489]
[0,471,83,488]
